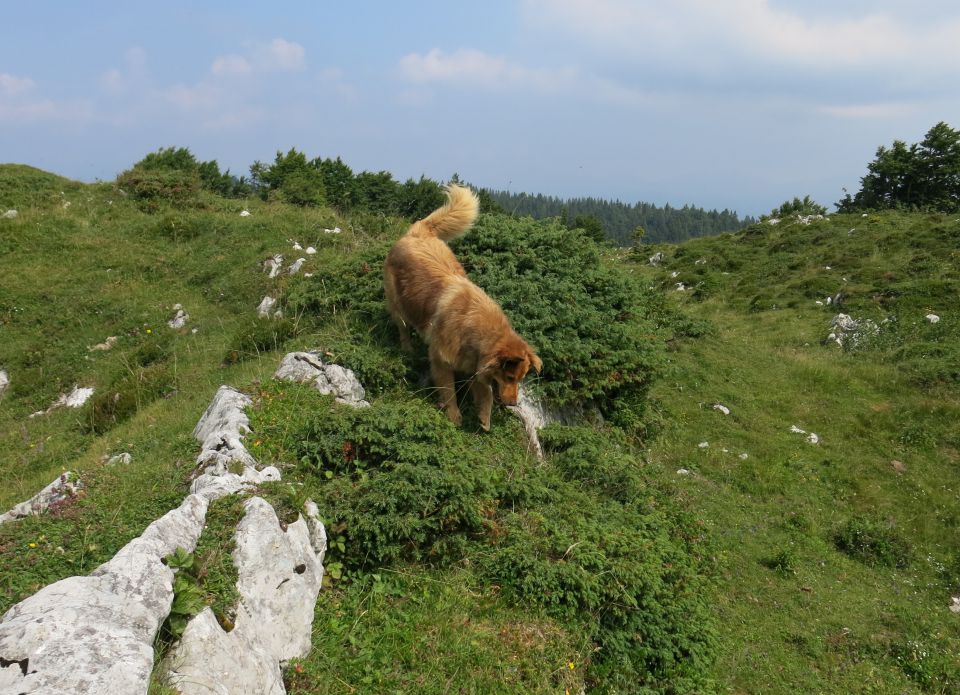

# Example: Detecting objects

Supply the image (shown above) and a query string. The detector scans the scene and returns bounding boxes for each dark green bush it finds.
[223,317,299,364]
[115,167,201,208]
[451,215,667,421]
[250,390,717,693]
[85,361,175,435]
[833,515,912,568]
[270,397,494,570]
[288,214,668,427]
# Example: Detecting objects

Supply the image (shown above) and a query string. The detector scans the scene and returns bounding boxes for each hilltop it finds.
[1,161,958,694]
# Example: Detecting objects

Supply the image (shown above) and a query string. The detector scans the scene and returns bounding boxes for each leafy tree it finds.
[129,146,242,198]
[397,176,445,220]
[765,195,827,220]
[316,156,358,211]
[838,121,960,212]
[355,170,400,214]
[250,148,325,206]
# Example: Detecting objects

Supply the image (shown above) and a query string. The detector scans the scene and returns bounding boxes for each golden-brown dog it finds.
[384,184,542,430]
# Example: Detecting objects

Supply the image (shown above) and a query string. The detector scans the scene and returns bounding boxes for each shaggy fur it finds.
[384,184,542,430]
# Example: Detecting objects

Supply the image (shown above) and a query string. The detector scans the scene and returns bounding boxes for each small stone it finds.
[676,468,691,476]
[239,210,251,217]
[648,252,664,266]
[739,453,749,460]
[305,247,317,255]
[698,442,709,449]
[951,597,960,614]
[713,404,731,415]
[926,314,940,324]
[891,459,906,474]
[288,258,306,275]
[106,453,132,466]
[2,209,17,219]
[263,255,283,278]
[257,296,278,318]
[90,336,118,351]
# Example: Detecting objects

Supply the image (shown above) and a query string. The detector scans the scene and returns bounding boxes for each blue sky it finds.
[2,1,959,217]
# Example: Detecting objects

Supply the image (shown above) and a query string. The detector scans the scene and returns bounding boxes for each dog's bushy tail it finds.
[409,184,480,241]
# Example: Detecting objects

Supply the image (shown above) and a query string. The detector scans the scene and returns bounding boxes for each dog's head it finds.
[480,336,542,407]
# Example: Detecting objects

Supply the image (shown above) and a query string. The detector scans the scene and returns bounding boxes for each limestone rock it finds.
[507,387,595,460]
[287,258,306,276]
[193,386,257,472]
[263,255,283,278]
[29,386,95,418]
[164,497,325,695]
[168,304,189,329]
[827,313,877,349]
[274,352,369,407]
[0,494,209,694]
[0,369,7,397]
[926,313,941,324]
[1,210,17,220]
[648,252,664,266]
[106,452,133,466]
[0,472,82,525]
[257,295,279,318]
[90,336,118,351]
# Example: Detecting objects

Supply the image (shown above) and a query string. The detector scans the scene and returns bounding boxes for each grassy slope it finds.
[638,212,960,693]
[3,165,958,693]
[0,164,351,610]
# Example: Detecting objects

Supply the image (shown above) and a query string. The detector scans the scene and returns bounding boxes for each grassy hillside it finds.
[1,165,958,693]
[637,211,959,692]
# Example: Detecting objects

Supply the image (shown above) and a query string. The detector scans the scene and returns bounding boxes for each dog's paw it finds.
[445,408,463,427]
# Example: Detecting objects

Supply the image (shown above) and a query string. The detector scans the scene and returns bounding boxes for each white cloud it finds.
[259,38,306,71]
[398,48,575,92]
[211,54,253,77]
[818,102,917,119]
[522,0,960,71]
[0,73,36,96]
[100,47,148,93]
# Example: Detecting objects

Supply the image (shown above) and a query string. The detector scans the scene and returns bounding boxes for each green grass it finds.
[634,288,960,693]
[4,164,960,694]
[286,568,588,694]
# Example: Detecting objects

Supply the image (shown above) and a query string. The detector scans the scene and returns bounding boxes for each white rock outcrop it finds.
[29,386,95,418]
[263,255,283,278]
[189,385,283,499]
[648,252,664,266]
[164,497,326,695]
[274,352,369,407]
[0,472,82,526]
[287,258,306,276]
[826,313,878,349]
[0,494,210,694]
[168,304,189,329]
[257,296,279,319]
[507,387,595,460]
[90,336,118,351]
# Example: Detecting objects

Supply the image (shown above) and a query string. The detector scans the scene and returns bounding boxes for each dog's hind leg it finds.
[384,266,413,352]
[430,353,461,426]
[470,378,494,432]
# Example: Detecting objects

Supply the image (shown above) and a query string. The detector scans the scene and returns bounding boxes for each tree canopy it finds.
[838,121,960,213]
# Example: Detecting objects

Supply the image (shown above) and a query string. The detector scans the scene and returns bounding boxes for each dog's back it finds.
[384,184,540,429]
[384,185,480,338]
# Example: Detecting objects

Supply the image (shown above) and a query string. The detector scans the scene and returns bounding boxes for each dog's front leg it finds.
[430,357,461,426]
[470,378,494,432]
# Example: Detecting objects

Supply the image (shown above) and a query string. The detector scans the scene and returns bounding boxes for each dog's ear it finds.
[528,351,543,375]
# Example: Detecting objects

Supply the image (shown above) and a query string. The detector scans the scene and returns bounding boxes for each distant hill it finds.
[486,189,757,245]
